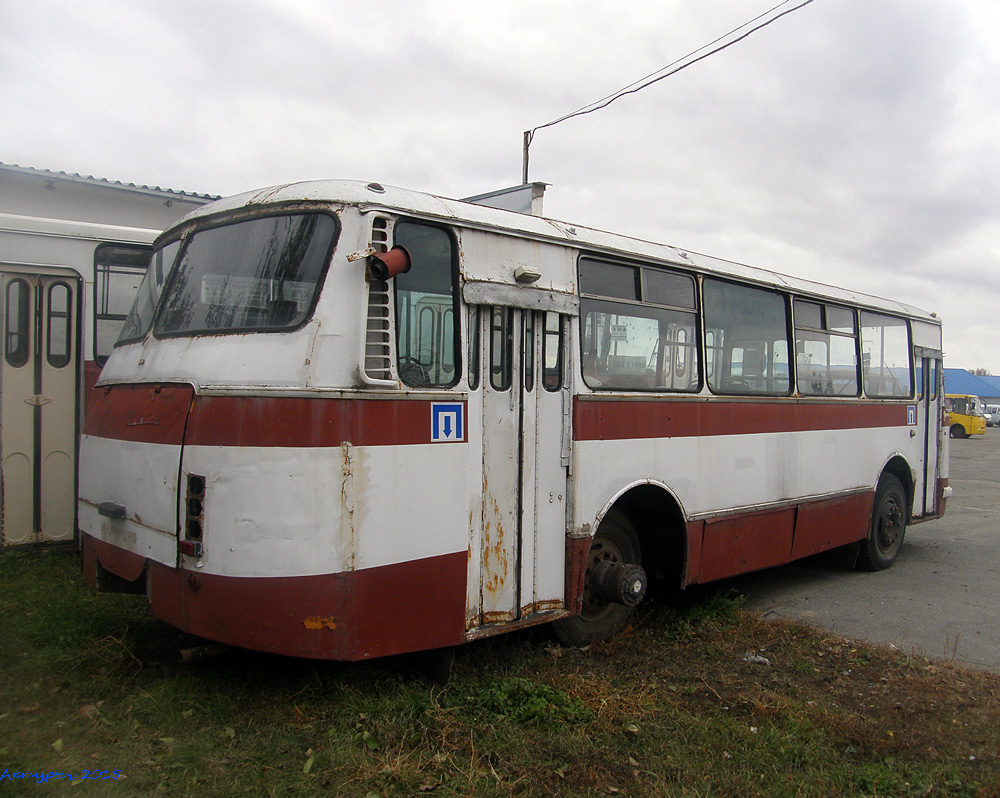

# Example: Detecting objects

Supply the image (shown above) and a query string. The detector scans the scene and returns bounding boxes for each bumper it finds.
[81,533,467,661]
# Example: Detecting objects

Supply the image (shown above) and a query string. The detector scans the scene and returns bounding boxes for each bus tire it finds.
[553,510,642,647]
[950,424,967,438]
[858,474,907,572]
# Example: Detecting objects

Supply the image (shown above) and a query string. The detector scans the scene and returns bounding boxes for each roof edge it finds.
[0,162,220,202]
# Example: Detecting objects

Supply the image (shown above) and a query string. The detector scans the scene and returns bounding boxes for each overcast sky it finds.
[2,0,999,372]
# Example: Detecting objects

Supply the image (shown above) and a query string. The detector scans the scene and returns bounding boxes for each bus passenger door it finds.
[480,307,568,625]
[917,352,943,517]
[1,271,80,546]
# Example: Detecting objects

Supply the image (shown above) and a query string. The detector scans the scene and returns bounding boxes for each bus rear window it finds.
[154,212,338,337]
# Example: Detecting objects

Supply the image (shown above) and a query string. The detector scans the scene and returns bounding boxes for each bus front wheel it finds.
[950,424,968,438]
[858,474,907,571]
[553,510,644,647]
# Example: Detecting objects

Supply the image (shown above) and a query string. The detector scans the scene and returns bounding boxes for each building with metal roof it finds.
[0,162,219,231]
[944,368,1000,402]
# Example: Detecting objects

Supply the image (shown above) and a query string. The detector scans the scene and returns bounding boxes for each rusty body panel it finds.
[82,533,467,660]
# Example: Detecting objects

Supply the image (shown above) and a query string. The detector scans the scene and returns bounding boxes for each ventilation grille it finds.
[363,218,393,382]
[371,217,390,254]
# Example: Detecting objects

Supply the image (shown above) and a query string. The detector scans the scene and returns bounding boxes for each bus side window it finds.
[703,278,790,395]
[5,278,30,368]
[468,306,480,390]
[393,222,460,388]
[794,300,859,396]
[490,306,514,391]
[523,311,535,392]
[94,244,152,365]
[47,282,72,368]
[860,312,911,398]
[578,257,698,392]
[542,312,563,391]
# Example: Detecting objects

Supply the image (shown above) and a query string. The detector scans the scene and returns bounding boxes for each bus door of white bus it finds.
[916,349,944,517]
[1,269,80,546]
[480,307,568,625]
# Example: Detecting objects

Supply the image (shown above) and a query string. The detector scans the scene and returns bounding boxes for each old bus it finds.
[0,164,214,548]
[78,180,949,659]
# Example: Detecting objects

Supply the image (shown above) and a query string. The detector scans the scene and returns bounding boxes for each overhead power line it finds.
[522,0,818,183]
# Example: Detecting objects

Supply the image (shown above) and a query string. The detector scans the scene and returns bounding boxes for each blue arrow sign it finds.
[431,403,464,442]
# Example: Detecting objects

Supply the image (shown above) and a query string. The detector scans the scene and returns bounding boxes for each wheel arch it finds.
[595,480,689,588]
[880,454,914,523]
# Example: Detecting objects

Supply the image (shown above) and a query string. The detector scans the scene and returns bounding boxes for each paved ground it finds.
[729,426,1000,674]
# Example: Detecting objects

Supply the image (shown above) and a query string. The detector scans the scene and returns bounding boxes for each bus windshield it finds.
[116,240,180,345]
[140,212,338,339]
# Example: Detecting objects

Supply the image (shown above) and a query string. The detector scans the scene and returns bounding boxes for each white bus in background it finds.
[79,180,949,660]
[0,164,214,548]
[985,404,1000,427]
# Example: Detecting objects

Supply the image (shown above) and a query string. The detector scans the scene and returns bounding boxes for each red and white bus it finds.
[78,180,949,659]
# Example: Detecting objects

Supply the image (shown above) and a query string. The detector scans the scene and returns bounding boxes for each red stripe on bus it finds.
[86,385,908,448]
[573,398,910,441]
[84,385,467,448]
[184,395,466,448]
[83,384,194,445]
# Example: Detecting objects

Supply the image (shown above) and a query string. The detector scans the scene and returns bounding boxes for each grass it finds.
[2,549,999,797]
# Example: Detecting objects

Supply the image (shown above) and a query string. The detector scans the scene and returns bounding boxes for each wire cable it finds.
[522,0,818,181]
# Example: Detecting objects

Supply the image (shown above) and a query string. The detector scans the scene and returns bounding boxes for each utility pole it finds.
[522,131,531,185]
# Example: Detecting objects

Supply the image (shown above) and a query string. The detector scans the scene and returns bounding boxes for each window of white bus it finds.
[579,257,699,392]
[860,311,912,398]
[914,358,940,400]
[153,212,338,337]
[489,306,514,391]
[793,299,860,396]
[4,278,31,368]
[393,221,460,388]
[46,282,73,369]
[467,306,481,390]
[703,278,790,395]
[94,244,153,365]
[117,240,181,345]
[542,311,564,391]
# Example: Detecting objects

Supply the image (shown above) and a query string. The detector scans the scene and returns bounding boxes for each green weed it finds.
[2,549,1000,797]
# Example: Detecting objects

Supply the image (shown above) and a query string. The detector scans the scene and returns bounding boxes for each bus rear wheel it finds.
[858,474,907,571]
[553,510,644,647]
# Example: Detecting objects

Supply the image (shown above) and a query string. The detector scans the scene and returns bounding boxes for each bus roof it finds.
[173,179,940,324]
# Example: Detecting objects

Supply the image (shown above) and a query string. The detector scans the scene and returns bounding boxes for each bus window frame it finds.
[392,218,462,389]
[94,243,153,365]
[578,255,700,393]
[151,210,340,340]
[792,298,861,397]
[860,310,913,399]
[4,277,31,369]
[46,281,73,369]
[542,311,564,392]
[702,276,792,397]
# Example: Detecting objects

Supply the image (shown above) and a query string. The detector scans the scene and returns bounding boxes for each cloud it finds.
[2,0,998,369]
